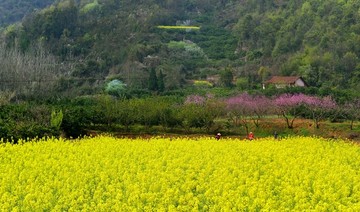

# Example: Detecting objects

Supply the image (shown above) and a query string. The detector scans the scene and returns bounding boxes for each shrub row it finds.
[0,93,359,142]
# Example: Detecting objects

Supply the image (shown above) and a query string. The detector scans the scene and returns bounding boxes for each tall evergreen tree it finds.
[148,68,158,91]
[158,70,165,92]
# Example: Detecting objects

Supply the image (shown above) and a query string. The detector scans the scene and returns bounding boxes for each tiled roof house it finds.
[264,76,307,89]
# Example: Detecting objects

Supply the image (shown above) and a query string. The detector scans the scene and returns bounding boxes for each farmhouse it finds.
[263,76,308,89]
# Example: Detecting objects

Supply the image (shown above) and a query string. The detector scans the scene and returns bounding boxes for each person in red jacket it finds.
[248,132,254,140]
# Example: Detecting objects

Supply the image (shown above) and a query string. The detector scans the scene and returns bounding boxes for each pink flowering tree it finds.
[274,93,337,129]
[226,93,272,134]
[342,99,360,130]
[184,94,207,105]
[304,96,337,129]
[226,93,252,134]
[274,93,309,129]
[251,95,273,127]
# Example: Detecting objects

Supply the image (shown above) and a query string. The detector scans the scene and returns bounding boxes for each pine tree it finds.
[148,68,158,91]
[158,70,165,92]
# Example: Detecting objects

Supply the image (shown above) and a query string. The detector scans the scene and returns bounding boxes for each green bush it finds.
[61,100,102,138]
[0,103,56,142]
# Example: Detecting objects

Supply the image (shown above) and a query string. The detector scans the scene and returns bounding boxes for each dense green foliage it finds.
[0,0,56,27]
[1,0,360,97]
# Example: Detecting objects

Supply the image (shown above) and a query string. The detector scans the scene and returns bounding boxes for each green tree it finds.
[258,66,270,83]
[50,109,63,131]
[158,70,165,92]
[219,67,234,88]
[105,79,127,97]
[148,68,158,91]
[342,52,357,76]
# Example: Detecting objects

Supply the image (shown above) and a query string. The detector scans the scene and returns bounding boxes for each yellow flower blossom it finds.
[0,136,359,210]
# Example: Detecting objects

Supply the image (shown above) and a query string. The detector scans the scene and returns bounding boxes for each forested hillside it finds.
[1,0,360,98]
[0,0,56,27]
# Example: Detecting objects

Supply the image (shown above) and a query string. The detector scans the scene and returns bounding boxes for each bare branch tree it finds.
[0,41,70,98]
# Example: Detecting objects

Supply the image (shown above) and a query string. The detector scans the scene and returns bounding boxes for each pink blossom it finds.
[185,95,206,105]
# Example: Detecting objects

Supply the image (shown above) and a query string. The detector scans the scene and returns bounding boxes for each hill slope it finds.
[0,0,57,27]
[1,0,360,96]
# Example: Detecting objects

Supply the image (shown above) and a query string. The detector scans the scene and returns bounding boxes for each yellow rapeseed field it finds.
[0,136,360,211]
[157,26,200,30]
